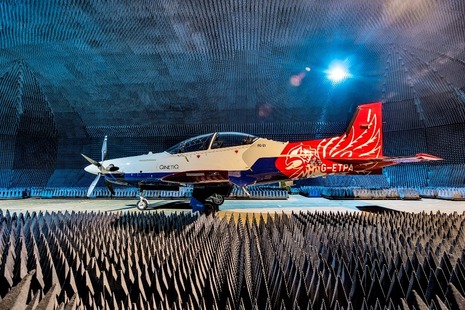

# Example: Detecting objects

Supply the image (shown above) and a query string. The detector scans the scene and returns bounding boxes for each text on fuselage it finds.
[159,164,179,170]
[320,163,353,172]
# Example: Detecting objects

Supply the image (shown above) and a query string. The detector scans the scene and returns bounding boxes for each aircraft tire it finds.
[203,202,217,216]
[136,197,149,211]
[208,193,225,206]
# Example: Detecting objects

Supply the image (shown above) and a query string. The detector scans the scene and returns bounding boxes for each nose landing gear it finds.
[137,195,149,210]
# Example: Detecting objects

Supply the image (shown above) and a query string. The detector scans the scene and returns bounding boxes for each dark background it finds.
[1,0,464,188]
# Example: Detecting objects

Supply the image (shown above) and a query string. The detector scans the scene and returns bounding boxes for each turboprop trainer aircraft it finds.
[82,102,442,213]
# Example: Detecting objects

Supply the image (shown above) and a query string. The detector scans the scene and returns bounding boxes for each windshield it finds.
[210,132,258,149]
[166,132,258,154]
[165,133,214,154]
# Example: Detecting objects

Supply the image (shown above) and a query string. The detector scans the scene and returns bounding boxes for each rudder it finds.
[331,102,383,159]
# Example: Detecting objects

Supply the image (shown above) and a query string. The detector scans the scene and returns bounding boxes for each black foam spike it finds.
[348,271,365,309]
[330,276,348,309]
[366,270,385,306]
[425,268,446,304]
[450,262,465,296]
[408,290,429,310]
[405,270,426,303]
[431,295,449,310]
[445,283,465,310]
[385,273,406,307]
[0,269,35,309]
[3,209,465,308]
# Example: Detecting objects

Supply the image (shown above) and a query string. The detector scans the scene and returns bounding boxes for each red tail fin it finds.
[274,102,441,180]
[325,102,383,159]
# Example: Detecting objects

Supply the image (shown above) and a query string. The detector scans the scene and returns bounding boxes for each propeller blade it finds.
[101,136,108,161]
[87,173,101,197]
[81,154,102,168]
[105,179,115,196]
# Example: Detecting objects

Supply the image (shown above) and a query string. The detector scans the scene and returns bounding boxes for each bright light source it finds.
[305,67,311,72]
[328,66,348,82]
[326,61,351,83]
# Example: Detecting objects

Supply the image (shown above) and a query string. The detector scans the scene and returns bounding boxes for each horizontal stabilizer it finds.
[389,153,443,163]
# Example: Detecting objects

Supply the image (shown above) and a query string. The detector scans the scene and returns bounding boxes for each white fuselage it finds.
[85,138,287,177]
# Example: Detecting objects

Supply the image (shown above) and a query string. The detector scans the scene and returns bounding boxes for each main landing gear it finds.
[207,193,225,206]
[202,201,218,216]
[190,193,224,216]
[190,184,232,216]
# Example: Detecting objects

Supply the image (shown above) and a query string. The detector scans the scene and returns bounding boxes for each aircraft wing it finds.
[329,153,442,164]
[161,171,229,184]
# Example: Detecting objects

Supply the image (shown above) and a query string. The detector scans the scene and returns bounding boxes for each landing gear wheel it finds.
[208,193,224,206]
[137,197,149,210]
[203,202,218,216]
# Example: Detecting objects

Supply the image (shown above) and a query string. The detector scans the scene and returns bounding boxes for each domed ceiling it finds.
[0,0,464,135]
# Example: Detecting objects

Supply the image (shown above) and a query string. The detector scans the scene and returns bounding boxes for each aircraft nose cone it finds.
[84,164,100,175]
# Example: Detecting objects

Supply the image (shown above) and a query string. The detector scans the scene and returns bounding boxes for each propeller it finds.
[82,136,117,197]
[87,171,101,197]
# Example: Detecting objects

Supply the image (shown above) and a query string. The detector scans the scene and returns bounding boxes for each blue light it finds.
[326,61,351,83]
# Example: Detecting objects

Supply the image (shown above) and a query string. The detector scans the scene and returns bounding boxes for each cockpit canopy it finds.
[166,132,258,154]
